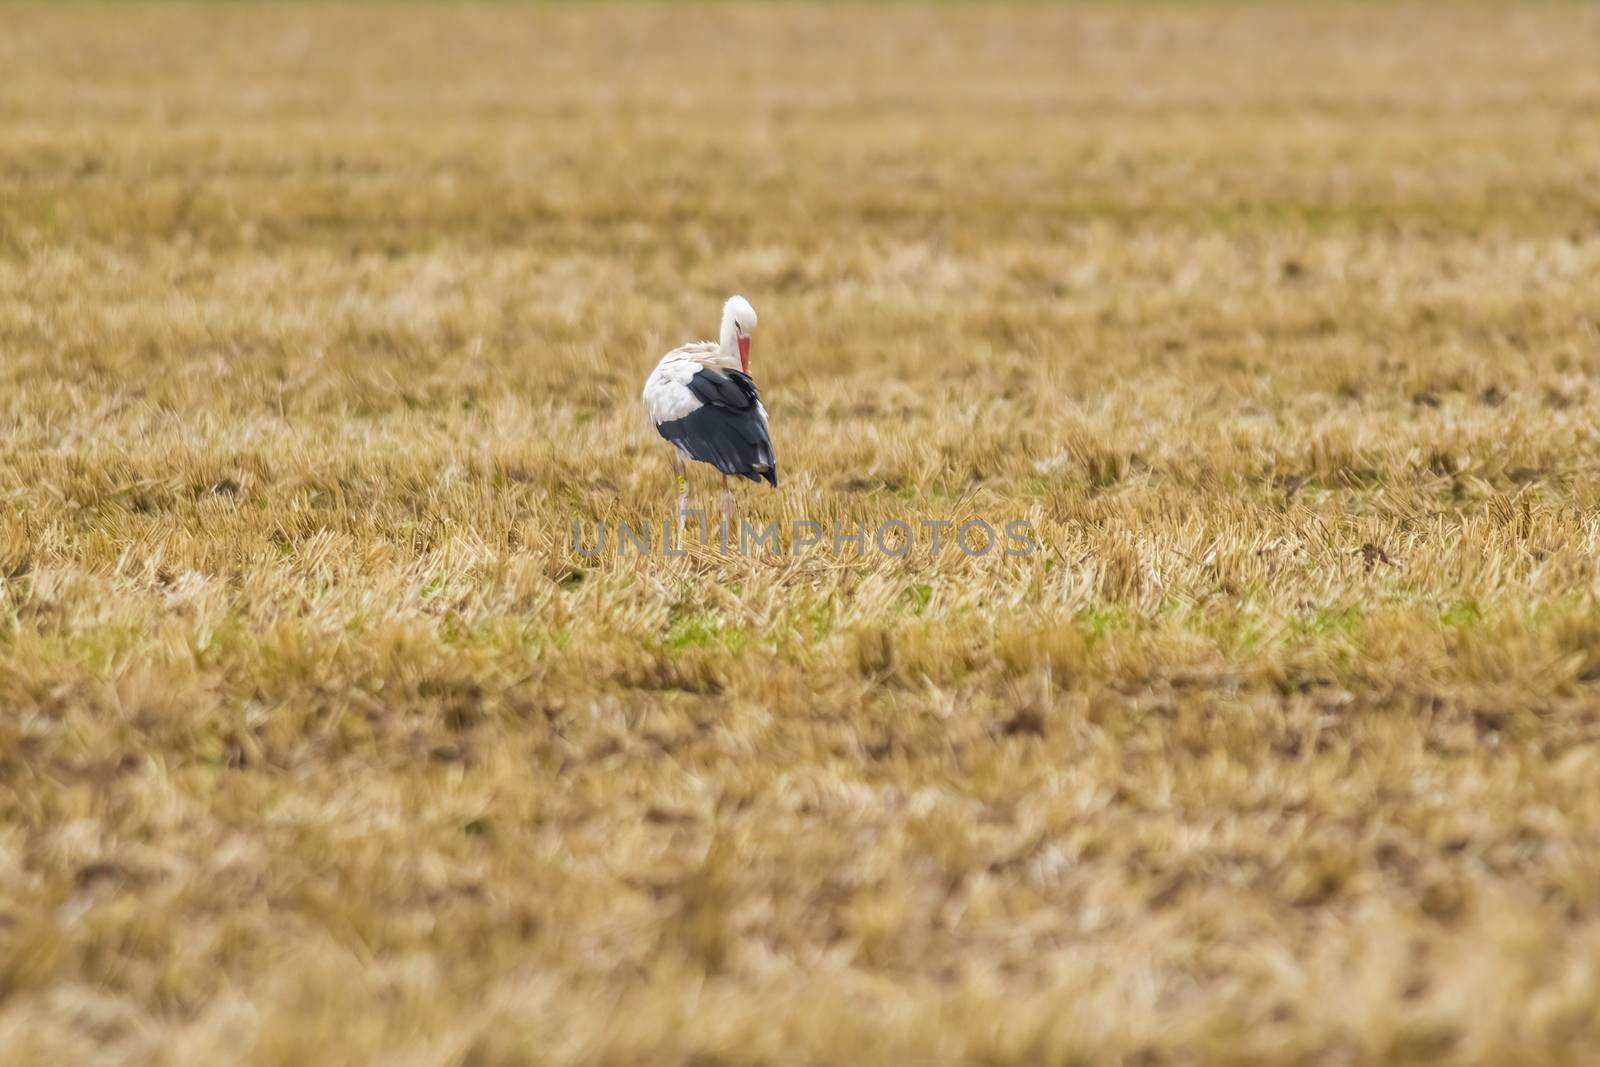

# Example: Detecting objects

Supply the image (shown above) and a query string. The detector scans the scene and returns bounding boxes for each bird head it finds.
[720,295,758,373]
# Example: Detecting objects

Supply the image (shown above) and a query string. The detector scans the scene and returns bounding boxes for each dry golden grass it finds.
[3,1,1600,1063]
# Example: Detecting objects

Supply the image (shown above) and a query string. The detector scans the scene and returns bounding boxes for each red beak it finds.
[738,336,751,374]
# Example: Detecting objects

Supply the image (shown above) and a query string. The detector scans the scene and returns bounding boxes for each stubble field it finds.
[3,2,1600,1064]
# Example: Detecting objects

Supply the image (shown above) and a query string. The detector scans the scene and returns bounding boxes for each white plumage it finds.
[643,345,722,426]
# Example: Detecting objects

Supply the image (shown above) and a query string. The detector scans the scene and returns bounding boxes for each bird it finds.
[642,295,777,531]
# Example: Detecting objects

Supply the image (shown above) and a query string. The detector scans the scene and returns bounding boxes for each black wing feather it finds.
[656,369,778,486]
[686,370,757,411]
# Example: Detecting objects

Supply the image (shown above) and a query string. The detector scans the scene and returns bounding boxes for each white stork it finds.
[642,295,777,528]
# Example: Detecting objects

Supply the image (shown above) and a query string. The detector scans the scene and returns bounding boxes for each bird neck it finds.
[699,347,741,372]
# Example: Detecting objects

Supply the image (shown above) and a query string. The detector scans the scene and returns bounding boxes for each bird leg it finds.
[674,453,689,536]
[720,473,734,529]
